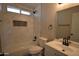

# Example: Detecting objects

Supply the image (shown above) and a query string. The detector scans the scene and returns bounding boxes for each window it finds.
[7,6,31,16]
[7,6,20,14]
[21,10,31,15]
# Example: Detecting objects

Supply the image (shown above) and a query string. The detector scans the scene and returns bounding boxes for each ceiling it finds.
[23,3,40,9]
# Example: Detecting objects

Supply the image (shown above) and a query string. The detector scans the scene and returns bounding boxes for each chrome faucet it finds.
[62,37,69,46]
[62,34,73,46]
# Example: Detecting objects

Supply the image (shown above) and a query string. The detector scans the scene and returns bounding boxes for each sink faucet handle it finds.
[63,37,66,45]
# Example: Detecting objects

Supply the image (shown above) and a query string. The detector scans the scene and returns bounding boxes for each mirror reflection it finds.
[56,5,79,43]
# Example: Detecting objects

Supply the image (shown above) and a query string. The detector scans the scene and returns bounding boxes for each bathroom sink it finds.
[46,39,79,55]
[51,41,74,52]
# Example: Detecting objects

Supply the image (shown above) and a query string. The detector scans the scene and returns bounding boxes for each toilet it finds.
[28,37,48,56]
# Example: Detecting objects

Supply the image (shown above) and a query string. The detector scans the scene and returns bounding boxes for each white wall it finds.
[40,3,57,41]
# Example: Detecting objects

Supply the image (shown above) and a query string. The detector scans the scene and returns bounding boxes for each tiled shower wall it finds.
[1,13,34,54]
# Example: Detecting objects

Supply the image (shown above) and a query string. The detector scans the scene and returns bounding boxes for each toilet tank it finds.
[38,37,48,48]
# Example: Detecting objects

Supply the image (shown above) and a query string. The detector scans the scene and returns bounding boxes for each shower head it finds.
[33,10,37,14]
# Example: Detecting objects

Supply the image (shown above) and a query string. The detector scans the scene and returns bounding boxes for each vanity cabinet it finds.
[45,45,67,56]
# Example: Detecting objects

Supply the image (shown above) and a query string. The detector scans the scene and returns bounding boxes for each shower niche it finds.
[13,20,27,27]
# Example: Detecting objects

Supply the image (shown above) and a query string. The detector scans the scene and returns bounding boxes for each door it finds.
[71,12,79,42]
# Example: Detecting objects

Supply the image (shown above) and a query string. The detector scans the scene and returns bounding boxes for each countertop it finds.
[46,39,79,56]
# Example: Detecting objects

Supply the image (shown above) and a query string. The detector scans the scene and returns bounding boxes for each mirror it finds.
[56,5,79,43]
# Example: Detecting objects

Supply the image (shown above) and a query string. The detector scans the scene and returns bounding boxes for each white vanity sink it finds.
[45,39,79,56]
